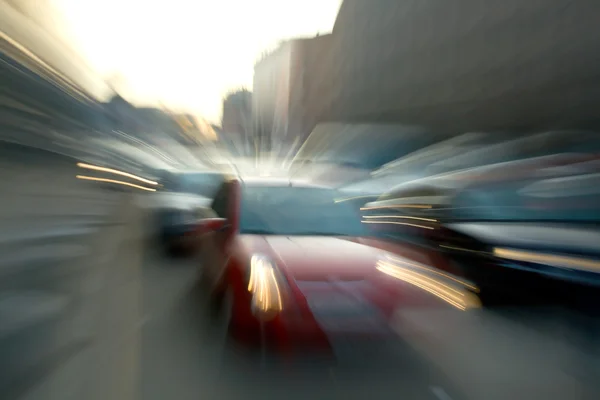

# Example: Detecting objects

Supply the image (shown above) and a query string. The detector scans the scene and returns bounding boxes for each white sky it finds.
[51,0,342,124]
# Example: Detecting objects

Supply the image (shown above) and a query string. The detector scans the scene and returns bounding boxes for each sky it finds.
[51,0,342,124]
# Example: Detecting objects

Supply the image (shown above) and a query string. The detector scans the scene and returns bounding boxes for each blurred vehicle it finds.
[196,177,479,361]
[362,152,600,241]
[439,157,600,308]
[156,170,224,255]
[361,182,451,246]
[366,130,600,195]
[332,193,380,214]
[364,153,600,307]
[362,153,598,305]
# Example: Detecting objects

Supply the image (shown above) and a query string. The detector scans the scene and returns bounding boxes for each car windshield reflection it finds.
[240,186,367,237]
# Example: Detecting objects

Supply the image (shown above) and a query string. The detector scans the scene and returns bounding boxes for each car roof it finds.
[377,152,596,197]
[177,170,223,176]
[239,176,332,189]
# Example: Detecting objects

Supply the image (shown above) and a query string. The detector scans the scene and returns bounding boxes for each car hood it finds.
[240,234,481,322]
[241,235,383,281]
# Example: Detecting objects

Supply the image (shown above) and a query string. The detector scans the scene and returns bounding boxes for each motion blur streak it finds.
[362,220,434,230]
[334,195,378,203]
[378,261,467,301]
[75,175,157,192]
[0,31,89,101]
[376,261,480,311]
[363,215,438,222]
[76,163,158,185]
[248,255,283,314]
[494,247,600,272]
[6,0,600,398]
[360,204,433,210]
[385,255,479,293]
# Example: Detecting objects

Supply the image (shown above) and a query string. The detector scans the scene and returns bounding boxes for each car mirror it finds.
[198,217,228,234]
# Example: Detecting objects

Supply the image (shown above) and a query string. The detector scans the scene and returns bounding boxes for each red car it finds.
[197,176,480,362]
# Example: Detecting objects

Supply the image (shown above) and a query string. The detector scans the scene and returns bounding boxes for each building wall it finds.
[222,90,252,136]
[325,0,600,132]
[221,89,253,154]
[288,35,333,151]
[252,35,333,156]
[253,42,292,154]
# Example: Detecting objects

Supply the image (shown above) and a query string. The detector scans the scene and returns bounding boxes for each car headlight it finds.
[248,254,284,320]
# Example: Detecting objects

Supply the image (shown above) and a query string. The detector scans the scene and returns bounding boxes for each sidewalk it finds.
[11,193,145,400]
[0,150,145,400]
[0,162,119,235]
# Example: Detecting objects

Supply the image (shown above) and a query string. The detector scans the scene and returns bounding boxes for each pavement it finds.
[0,145,142,400]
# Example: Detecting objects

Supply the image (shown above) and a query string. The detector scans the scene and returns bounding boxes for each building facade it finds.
[219,89,256,154]
[222,89,252,137]
[323,0,600,132]
[221,89,253,155]
[252,35,333,158]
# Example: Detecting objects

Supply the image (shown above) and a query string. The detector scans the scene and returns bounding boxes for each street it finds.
[3,145,600,400]
[5,187,600,400]
[5,182,599,400]
[0,145,460,400]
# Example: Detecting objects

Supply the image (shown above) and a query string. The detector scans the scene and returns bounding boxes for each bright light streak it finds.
[378,263,467,310]
[77,162,158,185]
[494,247,600,272]
[383,256,479,292]
[377,262,480,310]
[334,195,378,203]
[362,220,434,230]
[361,204,432,210]
[363,215,438,222]
[76,175,156,191]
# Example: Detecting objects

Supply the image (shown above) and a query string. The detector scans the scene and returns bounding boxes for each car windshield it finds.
[240,185,367,236]
[173,173,222,198]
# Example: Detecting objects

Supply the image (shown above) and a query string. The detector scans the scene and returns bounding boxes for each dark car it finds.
[156,170,224,255]
[363,153,600,306]
[361,182,452,246]
[439,159,600,307]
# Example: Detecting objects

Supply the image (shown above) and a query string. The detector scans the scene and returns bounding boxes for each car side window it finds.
[211,182,230,219]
